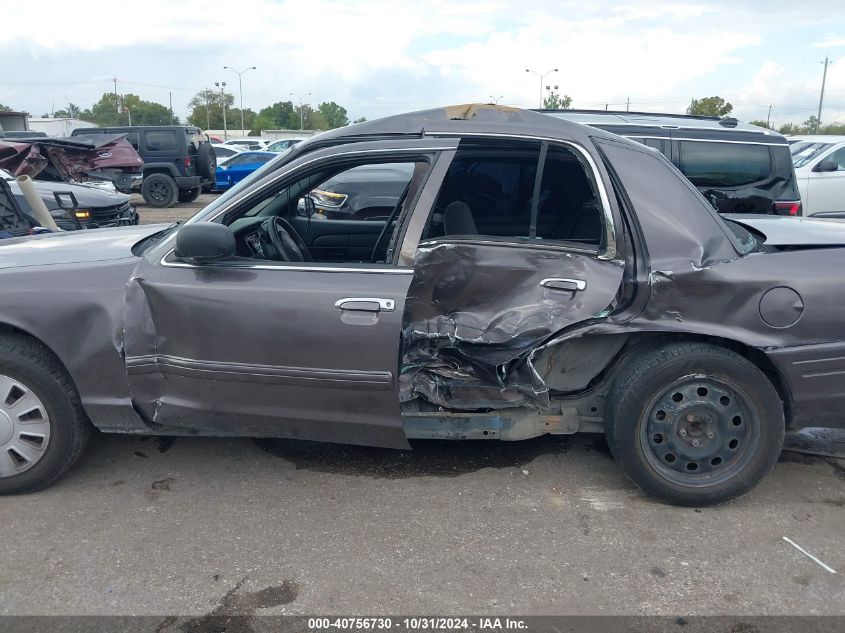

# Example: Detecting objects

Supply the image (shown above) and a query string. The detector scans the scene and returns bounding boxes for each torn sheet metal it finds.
[0,134,142,182]
[400,241,624,410]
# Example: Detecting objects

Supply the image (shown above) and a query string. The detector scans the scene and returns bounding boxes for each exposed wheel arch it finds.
[597,332,793,429]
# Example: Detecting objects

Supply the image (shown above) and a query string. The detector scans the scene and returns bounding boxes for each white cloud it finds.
[2,0,843,124]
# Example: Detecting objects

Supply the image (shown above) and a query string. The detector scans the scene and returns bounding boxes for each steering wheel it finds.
[258,217,313,262]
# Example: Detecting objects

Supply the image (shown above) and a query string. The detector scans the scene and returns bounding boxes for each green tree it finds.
[317,101,349,129]
[186,89,235,130]
[252,101,296,133]
[82,93,176,126]
[542,90,572,110]
[54,103,82,118]
[778,122,801,135]
[803,115,820,133]
[352,116,367,124]
[0,103,13,112]
[748,119,771,129]
[687,96,733,117]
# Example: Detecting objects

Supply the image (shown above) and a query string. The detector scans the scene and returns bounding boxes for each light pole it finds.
[291,92,311,130]
[214,81,228,140]
[224,65,256,135]
[488,95,503,104]
[525,67,558,108]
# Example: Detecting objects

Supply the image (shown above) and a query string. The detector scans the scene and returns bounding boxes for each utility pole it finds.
[766,105,773,128]
[215,81,228,140]
[169,92,173,123]
[817,56,832,133]
[205,87,211,131]
[525,68,558,108]
[224,65,257,135]
[291,92,311,130]
[626,97,630,112]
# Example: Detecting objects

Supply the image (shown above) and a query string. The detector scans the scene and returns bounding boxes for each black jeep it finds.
[71,126,216,208]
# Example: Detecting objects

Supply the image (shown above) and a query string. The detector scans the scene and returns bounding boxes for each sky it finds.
[2,0,845,128]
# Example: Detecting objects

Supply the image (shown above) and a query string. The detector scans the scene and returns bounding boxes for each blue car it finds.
[215,151,276,191]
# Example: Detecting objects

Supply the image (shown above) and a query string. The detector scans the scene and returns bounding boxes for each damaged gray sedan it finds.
[2,104,844,505]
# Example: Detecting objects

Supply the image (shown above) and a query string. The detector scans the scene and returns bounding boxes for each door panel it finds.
[400,240,624,409]
[807,171,845,215]
[124,259,414,447]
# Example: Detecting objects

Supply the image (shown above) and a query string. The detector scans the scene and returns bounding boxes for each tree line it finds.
[28,91,365,134]
[3,94,843,136]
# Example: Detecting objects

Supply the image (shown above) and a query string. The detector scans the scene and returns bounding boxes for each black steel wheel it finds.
[141,173,178,208]
[606,341,784,506]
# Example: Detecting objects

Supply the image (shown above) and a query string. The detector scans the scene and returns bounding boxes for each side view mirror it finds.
[297,196,316,217]
[174,223,236,264]
[814,159,839,173]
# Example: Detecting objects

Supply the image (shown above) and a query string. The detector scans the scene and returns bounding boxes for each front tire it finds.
[606,342,784,506]
[0,335,90,495]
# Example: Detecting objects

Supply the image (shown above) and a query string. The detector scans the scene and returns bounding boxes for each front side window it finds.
[144,130,178,152]
[218,157,430,265]
[679,141,771,187]
[825,147,845,171]
[791,142,833,168]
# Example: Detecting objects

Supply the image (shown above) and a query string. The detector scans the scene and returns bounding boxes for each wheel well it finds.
[142,167,177,179]
[614,332,793,427]
[0,322,65,366]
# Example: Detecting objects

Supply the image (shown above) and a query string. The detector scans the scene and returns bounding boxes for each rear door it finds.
[396,138,625,409]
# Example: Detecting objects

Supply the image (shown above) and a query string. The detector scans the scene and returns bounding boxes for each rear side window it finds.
[144,130,178,152]
[427,142,603,248]
[679,141,771,187]
[125,131,140,150]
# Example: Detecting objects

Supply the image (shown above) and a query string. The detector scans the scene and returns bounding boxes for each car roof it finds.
[292,104,622,152]
[537,109,773,132]
[788,135,845,143]
[74,125,200,132]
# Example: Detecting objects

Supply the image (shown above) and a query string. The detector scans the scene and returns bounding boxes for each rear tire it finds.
[141,173,178,208]
[605,342,784,506]
[177,187,201,203]
[0,335,90,495]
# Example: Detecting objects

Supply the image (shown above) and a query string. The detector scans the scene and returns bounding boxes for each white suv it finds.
[790,135,845,218]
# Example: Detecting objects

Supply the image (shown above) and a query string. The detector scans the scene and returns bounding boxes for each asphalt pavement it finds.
[1,430,843,617]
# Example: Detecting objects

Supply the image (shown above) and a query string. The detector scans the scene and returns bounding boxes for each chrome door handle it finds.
[540,278,587,292]
[334,297,396,312]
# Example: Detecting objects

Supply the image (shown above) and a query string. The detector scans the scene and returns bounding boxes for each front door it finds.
[807,147,845,217]
[123,140,457,448]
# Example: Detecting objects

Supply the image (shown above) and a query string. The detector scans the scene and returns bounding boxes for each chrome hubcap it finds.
[0,374,51,477]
